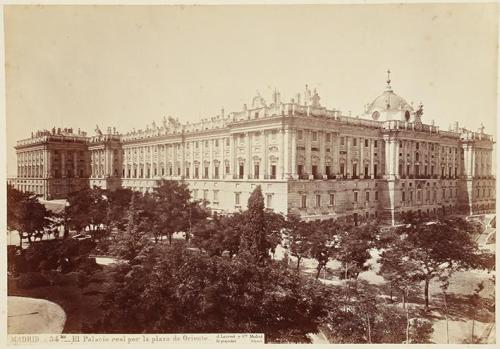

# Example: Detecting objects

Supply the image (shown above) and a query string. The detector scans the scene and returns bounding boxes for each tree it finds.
[97,243,331,342]
[382,217,492,309]
[226,186,285,263]
[7,184,52,246]
[105,188,133,233]
[110,193,152,263]
[307,219,341,279]
[284,213,313,271]
[323,280,433,343]
[150,180,208,244]
[337,223,378,280]
[66,186,107,237]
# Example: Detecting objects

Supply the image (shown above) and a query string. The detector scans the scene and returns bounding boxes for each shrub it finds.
[17,272,50,289]
[76,257,102,275]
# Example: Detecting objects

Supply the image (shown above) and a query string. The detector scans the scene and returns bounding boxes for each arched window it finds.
[405,110,411,121]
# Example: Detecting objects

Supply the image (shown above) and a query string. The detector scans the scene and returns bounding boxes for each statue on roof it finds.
[251,91,266,109]
[95,125,102,136]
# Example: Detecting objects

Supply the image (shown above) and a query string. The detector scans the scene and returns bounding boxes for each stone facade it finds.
[11,81,495,224]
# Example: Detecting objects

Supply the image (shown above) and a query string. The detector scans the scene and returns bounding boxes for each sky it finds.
[4,4,498,176]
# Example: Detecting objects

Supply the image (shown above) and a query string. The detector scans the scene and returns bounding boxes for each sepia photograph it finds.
[3,2,497,345]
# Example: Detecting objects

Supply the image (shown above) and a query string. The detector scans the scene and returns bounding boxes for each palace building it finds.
[10,76,495,224]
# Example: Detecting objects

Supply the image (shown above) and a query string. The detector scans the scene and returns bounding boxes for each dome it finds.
[366,89,413,115]
[365,70,415,122]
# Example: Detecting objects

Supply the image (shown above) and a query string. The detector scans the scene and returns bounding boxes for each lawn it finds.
[8,266,113,333]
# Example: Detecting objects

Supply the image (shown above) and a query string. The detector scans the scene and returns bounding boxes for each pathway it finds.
[8,296,66,334]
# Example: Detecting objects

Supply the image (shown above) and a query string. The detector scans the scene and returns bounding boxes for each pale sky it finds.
[4,4,498,176]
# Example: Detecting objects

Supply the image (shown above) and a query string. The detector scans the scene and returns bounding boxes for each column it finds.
[360,137,364,178]
[333,134,340,176]
[279,129,285,179]
[190,141,195,178]
[73,152,78,177]
[263,130,268,178]
[291,129,297,178]
[369,139,374,178]
[283,128,289,178]
[247,132,252,178]
[220,137,225,179]
[231,134,238,179]
[209,139,213,179]
[181,141,186,177]
[305,129,311,175]
[229,135,235,178]
[173,143,178,177]
[346,136,351,178]
[45,149,51,178]
[472,147,476,177]
[319,131,325,177]
[61,151,66,177]
[394,140,400,177]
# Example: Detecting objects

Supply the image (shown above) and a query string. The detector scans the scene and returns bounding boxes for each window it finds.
[297,165,304,176]
[226,165,230,174]
[354,192,358,202]
[215,139,219,147]
[312,131,318,141]
[239,165,244,179]
[214,166,219,178]
[226,138,230,146]
[266,194,272,208]
[195,167,199,178]
[326,133,331,142]
[316,194,321,207]
[301,195,307,209]
[254,112,259,119]
[373,164,378,177]
[235,192,241,205]
[204,166,209,178]
[374,140,378,148]
[353,138,357,146]
[271,165,277,179]
[330,194,335,206]
[365,191,370,202]
[416,142,420,150]
[312,165,318,177]
[340,164,345,176]
[196,141,199,149]
[365,139,369,147]
[205,140,209,147]
[298,130,303,140]
[326,166,331,176]
[340,137,345,145]
[375,191,378,200]
[254,164,260,179]
[185,168,190,178]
